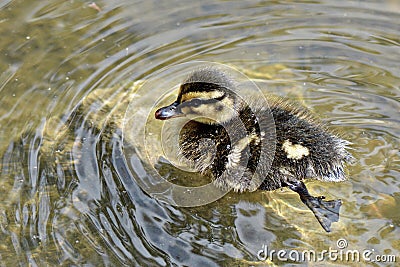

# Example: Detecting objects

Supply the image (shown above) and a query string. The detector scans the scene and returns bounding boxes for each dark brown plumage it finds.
[155,66,353,232]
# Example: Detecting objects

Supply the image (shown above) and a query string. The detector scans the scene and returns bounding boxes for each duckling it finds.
[155,67,353,232]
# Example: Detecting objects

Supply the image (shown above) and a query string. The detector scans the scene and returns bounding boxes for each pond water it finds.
[0,0,399,266]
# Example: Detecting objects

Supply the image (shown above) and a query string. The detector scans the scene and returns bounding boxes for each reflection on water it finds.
[0,0,399,266]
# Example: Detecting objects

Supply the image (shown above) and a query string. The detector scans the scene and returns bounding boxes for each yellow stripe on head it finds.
[180,90,225,102]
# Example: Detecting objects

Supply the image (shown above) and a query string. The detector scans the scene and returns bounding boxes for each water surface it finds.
[0,0,399,266]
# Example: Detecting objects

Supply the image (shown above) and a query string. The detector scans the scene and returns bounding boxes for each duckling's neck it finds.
[237,105,260,135]
[236,106,263,174]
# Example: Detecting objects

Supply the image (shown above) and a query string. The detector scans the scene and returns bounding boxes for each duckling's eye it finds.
[190,98,202,107]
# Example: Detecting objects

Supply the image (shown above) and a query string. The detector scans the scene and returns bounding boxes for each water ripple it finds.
[0,0,399,265]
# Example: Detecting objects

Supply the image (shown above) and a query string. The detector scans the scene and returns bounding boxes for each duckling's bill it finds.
[155,102,184,120]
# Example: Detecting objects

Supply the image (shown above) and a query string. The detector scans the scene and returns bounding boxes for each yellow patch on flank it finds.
[249,131,261,145]
[181,90,225,102]
[226,132,261,168]
[226,136,248,168]
[282,140,309,160]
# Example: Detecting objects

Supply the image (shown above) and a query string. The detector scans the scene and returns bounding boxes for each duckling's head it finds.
[155,67,242,124]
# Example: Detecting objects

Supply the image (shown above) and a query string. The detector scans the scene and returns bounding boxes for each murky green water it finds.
[0,0,399,266]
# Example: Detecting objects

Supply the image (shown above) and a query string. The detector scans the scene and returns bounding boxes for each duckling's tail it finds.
[287,181,342,232]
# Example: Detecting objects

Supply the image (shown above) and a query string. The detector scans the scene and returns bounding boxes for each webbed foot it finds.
[287,181,342,232]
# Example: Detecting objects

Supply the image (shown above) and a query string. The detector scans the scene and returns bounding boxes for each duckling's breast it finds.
[178,121,231,178]
[177,111,274,192]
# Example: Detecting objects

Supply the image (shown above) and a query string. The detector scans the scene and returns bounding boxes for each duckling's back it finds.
[258,97,353,191]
